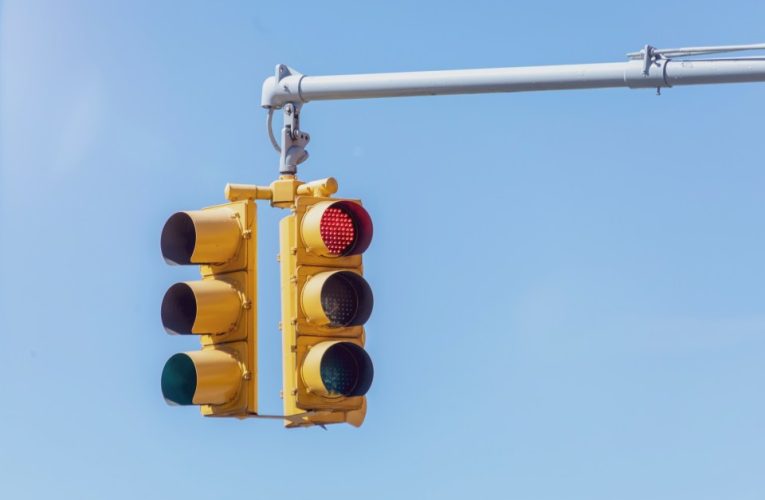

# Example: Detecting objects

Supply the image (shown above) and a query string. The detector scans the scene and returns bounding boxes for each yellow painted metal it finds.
[300,271,332,325]
[199,341,253,416]
[225,183,273,202]
[344,397,367,428]
[162,198,258,418]
[199,271,251,345]
[301,340,337,397]
[278,190,372,428]
[187,207,241,264]
[161,279,241,335]
[202,199,257,417]
[270,175,304,208]
[187,280,241,334]
[278,214,301,420]
[281,215,361,425]
[186,349,242,405]
[162,178,373,426]
[296,177,338,197]
[160,201,252,277]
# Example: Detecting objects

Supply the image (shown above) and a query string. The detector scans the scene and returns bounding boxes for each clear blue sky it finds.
[1,1,764,498]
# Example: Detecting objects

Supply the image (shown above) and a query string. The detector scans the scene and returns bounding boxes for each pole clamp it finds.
[279,102,310,175]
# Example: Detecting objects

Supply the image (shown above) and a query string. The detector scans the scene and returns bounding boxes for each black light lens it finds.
[161,212,196,265]
[320,272,373,327]
[161,283,197,335]
[320,343,374,397]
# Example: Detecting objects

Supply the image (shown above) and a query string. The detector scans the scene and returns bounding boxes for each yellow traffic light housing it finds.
[160,200,257,417]
[279,193,375,427]
[159,176,373,428]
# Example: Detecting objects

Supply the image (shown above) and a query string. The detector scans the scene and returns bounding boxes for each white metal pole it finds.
[261,58,765,109]
[262,43,765,174]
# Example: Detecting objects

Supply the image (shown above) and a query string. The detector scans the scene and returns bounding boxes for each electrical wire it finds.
[267,108,281,154]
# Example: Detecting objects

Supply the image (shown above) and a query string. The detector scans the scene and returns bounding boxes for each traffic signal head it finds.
[279,193,374,427]
[161,280,242,336]
[161,207,242,266]
[301,270,373,327]
[300,200,373,258]
[160,200,257,418]
[301,340,374,398]
[158,177,375,427]
[161,350,242,406]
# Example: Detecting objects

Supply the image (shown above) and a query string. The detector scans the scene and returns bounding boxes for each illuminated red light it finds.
[320,207,356,255]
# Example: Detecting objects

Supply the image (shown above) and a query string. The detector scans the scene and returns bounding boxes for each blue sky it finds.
[1,1,764,499]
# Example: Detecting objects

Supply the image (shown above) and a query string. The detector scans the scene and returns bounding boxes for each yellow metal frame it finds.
[197,200,258,418]
[162,176,370,427]
[199,341,255,417]
[276,185,370,427]
[192,271,250,344]
[198,201,252,277]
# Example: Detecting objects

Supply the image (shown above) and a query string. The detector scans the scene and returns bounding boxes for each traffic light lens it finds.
[322,274,356,326]
[320,206,356,255]
[161,213,196,265]
[301,200,373,257]
[161,353,197,405]
[319,342,374,397]
[161,283,197,335]
[318,272,373,327]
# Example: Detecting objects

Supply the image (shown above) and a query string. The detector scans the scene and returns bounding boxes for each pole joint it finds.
[279,102,310,175]
[263,65,311,176]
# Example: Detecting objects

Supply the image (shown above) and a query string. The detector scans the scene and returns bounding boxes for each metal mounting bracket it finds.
[264,64,311,175]
[250,410,330,428]
[638,44,658,76]
[264,65,311,176]
[279,102,310,175]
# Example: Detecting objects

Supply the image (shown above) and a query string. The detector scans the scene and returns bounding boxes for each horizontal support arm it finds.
[261,58,765,108]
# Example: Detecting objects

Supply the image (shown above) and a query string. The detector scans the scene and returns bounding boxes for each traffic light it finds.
[279,190,374,427]
[159,199,257,417]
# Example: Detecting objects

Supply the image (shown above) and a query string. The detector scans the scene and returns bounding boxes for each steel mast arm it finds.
[261,43,765,109]
[262,43,765,175]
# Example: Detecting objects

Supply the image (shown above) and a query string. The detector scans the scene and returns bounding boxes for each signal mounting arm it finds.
[262,42,765,175]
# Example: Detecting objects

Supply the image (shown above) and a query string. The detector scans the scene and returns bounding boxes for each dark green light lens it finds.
[319,343,374,397]
[161,353,197,405]
[320,344,358,395]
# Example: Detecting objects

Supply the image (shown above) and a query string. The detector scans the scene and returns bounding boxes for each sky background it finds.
[1,1,764,499]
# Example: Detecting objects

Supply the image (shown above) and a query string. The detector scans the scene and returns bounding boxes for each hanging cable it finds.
[267,108,281,154]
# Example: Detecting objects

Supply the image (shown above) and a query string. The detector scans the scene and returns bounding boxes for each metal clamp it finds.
[279,102,310,175]
[635,44,658,76]
[627,42,765,66]
[264,65,311,175]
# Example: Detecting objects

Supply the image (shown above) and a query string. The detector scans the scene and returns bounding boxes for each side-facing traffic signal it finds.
[279,184,375,427]
[160,200,257,417]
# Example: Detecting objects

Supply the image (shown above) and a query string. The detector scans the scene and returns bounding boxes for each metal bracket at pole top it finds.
[266,65,310,176]
[279,102,310,175]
